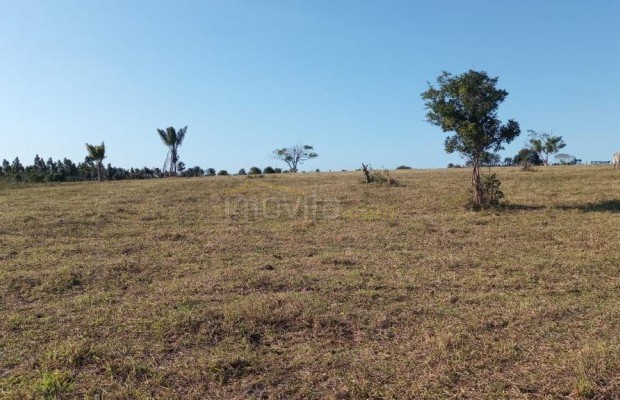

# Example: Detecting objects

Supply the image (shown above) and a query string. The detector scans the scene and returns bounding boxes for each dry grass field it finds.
[1,166,620,399]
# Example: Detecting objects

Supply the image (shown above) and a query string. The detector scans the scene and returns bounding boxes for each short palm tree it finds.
[85,142,106,181]
[157,126,188,176]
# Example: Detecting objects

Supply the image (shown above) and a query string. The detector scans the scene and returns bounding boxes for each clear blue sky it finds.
[1,0,618,171]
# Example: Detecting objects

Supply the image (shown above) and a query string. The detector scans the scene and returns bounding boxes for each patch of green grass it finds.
[38,370,74,399]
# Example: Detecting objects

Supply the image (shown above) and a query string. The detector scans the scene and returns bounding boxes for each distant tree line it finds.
[0,155,164,183]
[445,131,577,169]
[0,154,307,183]
[447,146,580,169]
[447,147,581,169]
[1,124,321,183]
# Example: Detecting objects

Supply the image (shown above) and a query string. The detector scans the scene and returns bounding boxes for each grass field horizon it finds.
[1,165,620,399]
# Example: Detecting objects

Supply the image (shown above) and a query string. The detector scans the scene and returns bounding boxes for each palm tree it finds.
[85,142,106,181]
[157,126,188,176]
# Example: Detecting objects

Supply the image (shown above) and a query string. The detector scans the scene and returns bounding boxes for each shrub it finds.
[205,168,216,176]
[263,166,275,174]
[182,166,204,177]
[274,168,282,173]
[217,170,229,176]
[521,162,536,172]
[248,167,262,175]
[238,168,247,175]
[482,172,504,206]
[396,165,412,170]
[465,171,504,209]
[371,170,389,184]
[361,164,400,187]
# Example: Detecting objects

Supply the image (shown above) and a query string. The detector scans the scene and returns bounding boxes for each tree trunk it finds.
[471,159,485,207]
[96,162,102,182]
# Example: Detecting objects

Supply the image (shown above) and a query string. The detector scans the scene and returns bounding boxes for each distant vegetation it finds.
[0,130,325,182]
[248,166,262,175]
[85,142,106,182]
[0,156,303,182]
[272,144,318,172]
[0,155,161,182]
[0,72,586,190]
[157,126,188,176]
[360,163,400,186]
[527,129,566,166]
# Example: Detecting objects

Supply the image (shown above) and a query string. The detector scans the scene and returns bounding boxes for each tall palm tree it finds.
[85,142,106,181]
[157,126,188,176]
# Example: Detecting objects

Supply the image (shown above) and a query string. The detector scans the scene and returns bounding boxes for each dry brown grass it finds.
[1,165,620,399]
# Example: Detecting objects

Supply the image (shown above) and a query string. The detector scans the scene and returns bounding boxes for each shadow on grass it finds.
[503,199,620,213]
[561,199,620,213]
[501,203,546,211]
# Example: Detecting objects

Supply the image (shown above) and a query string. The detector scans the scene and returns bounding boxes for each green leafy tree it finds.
[182,166,204,177]
[46,157,55,173]
[527,130,566,166]
[33,154,46,173]
[157,126,188,176]
[513,148,543,166]
[555,153,576,165]
[85,142,106,181]
[272,144,318,172]
[421,70,520,207]
[248,166,262,175]
[11,157,24,174]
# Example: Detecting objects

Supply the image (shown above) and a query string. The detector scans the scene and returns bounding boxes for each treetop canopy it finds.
[421,69,520,157]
